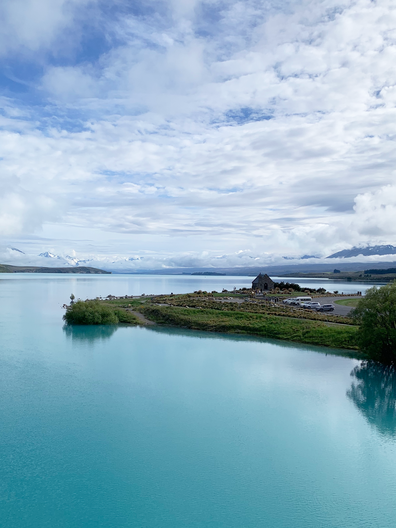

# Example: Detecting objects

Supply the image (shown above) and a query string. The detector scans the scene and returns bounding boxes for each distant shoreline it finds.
[279,272,394,282]
[0,264,110,274]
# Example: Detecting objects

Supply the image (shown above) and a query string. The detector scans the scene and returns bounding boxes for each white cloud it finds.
[1,0,396,266]
[0,0,96,57]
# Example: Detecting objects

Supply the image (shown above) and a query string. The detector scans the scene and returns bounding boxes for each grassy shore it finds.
[64,292,361,353]
[334,298,361,307]
[138,304,359,351]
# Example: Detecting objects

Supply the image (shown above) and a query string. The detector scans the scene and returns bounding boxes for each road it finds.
[307,296,360,316]
[226,294,360,317]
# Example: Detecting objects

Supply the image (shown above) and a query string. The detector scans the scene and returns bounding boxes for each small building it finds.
[252,273,275,292]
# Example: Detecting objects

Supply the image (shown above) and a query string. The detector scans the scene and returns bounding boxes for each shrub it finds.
[63,300,119,325]
[274,281,302,291]
[114,309,139,324]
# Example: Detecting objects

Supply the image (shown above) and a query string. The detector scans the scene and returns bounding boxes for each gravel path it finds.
[128,310,156,326]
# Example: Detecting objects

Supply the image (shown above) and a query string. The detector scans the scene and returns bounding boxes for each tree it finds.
[70,293,75,305]
[353,282,396,363]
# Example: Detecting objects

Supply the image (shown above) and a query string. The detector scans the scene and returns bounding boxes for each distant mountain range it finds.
[4,244,396,274]
[283,255,320,260]
[326,245,396,259]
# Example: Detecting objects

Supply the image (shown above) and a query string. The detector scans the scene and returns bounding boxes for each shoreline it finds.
[64,290,363,356]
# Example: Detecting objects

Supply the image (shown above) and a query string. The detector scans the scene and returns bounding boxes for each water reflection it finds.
[63,325,118,342]
[146,326,359,357]
[347,361,396,437]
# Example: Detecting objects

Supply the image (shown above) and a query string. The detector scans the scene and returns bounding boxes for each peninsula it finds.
[63,288,362,356]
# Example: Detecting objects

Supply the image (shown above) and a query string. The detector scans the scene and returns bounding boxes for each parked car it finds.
[316,304,335,312]
[306,302,321,310]
[282,298,294,305]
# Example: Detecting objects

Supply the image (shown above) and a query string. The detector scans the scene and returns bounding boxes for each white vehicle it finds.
[282,298,295,305]
[304,302,321,310]
[294,296,312,306]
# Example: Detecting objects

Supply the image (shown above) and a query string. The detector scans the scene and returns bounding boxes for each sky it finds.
[0,0,396,269]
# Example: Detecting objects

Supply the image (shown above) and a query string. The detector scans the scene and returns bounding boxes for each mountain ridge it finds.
[0,264,110,274]
[327,245,396,259]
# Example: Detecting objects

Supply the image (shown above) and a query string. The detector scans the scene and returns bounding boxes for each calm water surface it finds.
[1,274,395,527]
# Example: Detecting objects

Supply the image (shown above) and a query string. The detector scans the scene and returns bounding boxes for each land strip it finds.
[137,304,359,352]
[74,291,362,353]
[0,264,110,274]
[280,270,396,282]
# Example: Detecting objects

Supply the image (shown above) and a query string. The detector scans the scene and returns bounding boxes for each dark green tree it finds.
[353,282,396,363]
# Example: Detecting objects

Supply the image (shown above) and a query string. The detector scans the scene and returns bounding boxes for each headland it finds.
[0,264,110,274]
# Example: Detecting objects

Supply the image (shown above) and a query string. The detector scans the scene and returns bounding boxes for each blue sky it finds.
[1,0,396,269]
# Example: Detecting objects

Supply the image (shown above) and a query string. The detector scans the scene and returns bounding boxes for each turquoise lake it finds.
[1,274,395,527]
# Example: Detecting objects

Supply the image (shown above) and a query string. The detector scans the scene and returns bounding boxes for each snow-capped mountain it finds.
[39,252,63,259]
[33,252,144,269]
[283,254,320,261]
[64,255,80,265]
[326,245,396,259]
[2,244,396,272]
[37,252,79,266]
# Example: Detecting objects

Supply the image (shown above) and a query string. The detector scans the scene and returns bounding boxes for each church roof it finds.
[252,273,272,283]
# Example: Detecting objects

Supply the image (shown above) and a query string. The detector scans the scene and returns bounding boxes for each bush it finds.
[113,309,139,324]
[274,281,301,291]
[353,282,396,363]
[63,300,119,325]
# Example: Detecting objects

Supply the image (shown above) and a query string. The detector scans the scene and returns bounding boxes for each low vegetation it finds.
[138,305,359,351]
[155,294,355,325]
[63,300,140,325]
[334,299,361,307]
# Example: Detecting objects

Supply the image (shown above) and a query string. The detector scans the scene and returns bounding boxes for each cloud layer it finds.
[1,0,396,265]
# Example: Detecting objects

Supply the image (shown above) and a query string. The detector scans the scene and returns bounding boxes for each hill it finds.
[326,245,396,259]
[0,264,110,274]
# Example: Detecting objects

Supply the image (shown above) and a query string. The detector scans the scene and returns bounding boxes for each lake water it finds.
[1,274,396,527]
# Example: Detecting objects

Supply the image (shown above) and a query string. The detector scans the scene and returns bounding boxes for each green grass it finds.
[155,295,356,325]
[139,305,360,351]
[101,298,145,308]
[334,298,361,307]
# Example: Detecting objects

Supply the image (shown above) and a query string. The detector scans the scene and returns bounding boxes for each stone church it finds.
[251,273,275,292]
